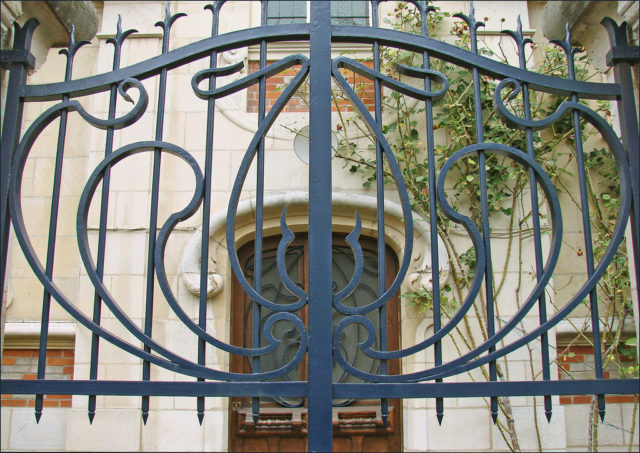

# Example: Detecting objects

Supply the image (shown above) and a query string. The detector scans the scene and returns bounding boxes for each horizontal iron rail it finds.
[21,25,620,101]
[21,24,309,101]
[2,379,637,398]
[334,380,640,399]
[1,380,308,397]
[331,25,621,99]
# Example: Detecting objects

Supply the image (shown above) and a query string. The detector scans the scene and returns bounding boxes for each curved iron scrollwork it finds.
[326,4,633,392]
[0,1,637,449]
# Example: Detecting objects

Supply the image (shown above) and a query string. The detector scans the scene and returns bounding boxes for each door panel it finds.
[230,235,401,452]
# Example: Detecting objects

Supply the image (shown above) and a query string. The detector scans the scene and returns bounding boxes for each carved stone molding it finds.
[180,191,450,298]
[1,1,98,69]
[541,1,637,72]
[0,2,23,49]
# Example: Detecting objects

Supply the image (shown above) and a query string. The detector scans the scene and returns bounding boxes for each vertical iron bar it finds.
[250,0,269,426]
[308,1,333,451]
[34,33,78,423]
[475,63,499,426]
[418,3,444,425]
[614,69,640,364]
[0,20,37,355]
[563,48,607,420]
[371,0,389,427]
[602,18,640,360]
[88,16,132,424]
[462,3,499,423]
[142,3,181,423]
[572,96,607,420]
[197,1,223,425]
[514,20,553,421]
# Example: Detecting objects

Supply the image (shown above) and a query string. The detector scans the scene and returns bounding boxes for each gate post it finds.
[601,18,640,362]
[308,1,333,451]
[0,19,38,355]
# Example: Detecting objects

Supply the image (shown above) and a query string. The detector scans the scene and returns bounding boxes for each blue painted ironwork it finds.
[504,15,553,423]
[0,1,638,451]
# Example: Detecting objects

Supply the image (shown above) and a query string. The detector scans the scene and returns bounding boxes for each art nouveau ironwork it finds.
[1,1,638,451]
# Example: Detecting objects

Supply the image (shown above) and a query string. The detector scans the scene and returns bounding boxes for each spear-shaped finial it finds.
[204,0,226,15]
[415,1,437,37]
[517,14,522,36]
[502,15,533,69]
[106,14,138,52]
[155,0,186,53]
[491,407,498,425]
[550,22,583,80]
[204,1,226,36]
[155,0,187,31]
[58,24,91,80]
[453,0,485,52]
[107,14,138,61]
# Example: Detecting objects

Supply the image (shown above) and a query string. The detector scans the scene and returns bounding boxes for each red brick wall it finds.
[247,60,375,113]
[1,349,74,408]
[557,345,636,404]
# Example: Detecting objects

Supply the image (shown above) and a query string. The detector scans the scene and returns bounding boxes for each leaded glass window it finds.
[266,1,369,26]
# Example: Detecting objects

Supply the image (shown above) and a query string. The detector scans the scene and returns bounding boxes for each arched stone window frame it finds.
[179,191,450,303]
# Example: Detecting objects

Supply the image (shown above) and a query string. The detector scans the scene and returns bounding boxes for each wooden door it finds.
[229,234,402,452]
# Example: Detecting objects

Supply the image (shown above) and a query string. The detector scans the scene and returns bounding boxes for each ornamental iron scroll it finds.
[0,1,638,452]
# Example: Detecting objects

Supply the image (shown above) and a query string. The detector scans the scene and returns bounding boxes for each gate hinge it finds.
[1,49,36,70]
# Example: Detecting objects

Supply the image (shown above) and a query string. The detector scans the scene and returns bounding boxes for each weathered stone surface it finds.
[542,1,590,41]
[44,1,98,43]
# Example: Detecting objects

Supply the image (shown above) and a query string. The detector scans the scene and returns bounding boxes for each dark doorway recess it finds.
[230,234,402,452]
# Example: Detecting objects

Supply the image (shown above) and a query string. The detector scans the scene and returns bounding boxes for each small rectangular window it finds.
[266,1,307,25]
[266,1,370,26]
[331,1,369,25]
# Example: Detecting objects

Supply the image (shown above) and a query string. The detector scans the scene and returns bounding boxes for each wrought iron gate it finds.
[1,1,638,451]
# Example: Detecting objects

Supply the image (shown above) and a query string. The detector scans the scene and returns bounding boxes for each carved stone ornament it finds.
[180,191,449,298]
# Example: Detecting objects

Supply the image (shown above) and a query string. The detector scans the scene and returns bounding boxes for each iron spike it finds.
[35,410,42,423]
[197,412,204,425]
[69,24,76,48]
[88,411,96,424]
[491,409,498,424]
[155,0,186,32]
[599,407,605,422]
[252,411,259,426]
[59,22,90,70]
[517,14,522,38]
[142,411,149,425]
[116,14,122,37]
[382,411,388,427]
[106,14,137,49]
[436,410,444,425]
[545,409,552,422]
[164,0,171,23]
